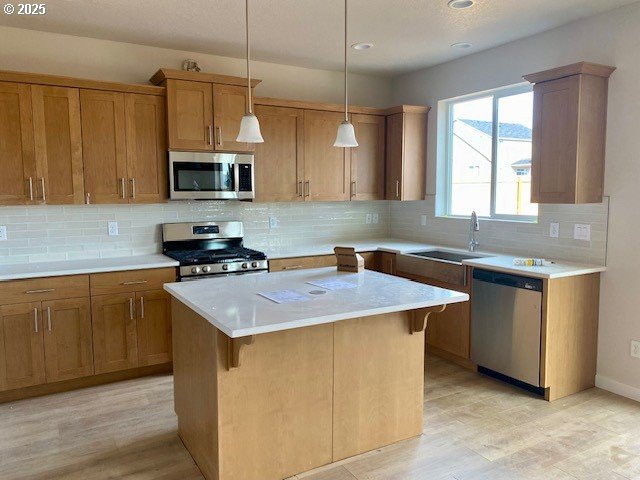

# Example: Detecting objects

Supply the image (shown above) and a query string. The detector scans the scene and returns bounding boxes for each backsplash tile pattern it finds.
[390,197,609,265]
[0,201,390,264]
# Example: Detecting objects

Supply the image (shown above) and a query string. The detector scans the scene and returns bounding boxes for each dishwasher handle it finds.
[472,268,543,292]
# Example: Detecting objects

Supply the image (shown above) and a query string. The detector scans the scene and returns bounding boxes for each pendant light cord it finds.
[246,0,253,114]
[344,0,348,122]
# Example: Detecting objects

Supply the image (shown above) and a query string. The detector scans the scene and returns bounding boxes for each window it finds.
[444,85,538,220]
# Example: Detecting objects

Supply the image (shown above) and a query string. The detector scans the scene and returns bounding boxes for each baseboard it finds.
[595,374,640,402]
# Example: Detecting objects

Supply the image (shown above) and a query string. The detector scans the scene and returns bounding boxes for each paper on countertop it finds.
[306,278,358,291]
[258,290,311,304]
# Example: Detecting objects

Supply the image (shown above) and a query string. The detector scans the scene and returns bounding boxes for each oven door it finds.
[169,152,254,200]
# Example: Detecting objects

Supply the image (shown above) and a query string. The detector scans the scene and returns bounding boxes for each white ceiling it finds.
[0,0,635,76]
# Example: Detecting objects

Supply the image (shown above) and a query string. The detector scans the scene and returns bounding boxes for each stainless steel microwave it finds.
[168,151,255,200]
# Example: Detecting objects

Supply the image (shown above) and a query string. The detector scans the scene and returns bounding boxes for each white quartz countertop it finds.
[0,254,179,281]
[460,255,606,279]
[164,267,469,338]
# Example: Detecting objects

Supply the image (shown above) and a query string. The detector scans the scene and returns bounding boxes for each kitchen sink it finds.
[410,250,485,264]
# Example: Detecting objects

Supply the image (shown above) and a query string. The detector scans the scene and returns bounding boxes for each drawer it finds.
[0,275,90,305]
[90,268,177,296]
[269,255,337,272]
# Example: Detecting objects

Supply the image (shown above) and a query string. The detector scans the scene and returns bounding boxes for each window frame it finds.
[444,83,536,222]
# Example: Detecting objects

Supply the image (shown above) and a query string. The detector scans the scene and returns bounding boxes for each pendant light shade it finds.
[334,0,358,148]
[237,113,264,143]
[236,0,264,143]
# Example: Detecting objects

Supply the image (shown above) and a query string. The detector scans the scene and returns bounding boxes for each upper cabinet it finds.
[385,107,429,201]
[0,82,36,205]
[31,86,84,205]
[524,62,616,204]
[351,114,385,201]
[151,69,258,153]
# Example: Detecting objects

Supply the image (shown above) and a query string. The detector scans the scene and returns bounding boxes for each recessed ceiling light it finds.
[448,0,475,9]
[350,42,374,50]
[451,42,473,49]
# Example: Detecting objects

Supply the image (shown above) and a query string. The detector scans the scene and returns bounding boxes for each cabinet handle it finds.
[34,308,39,333]
[208,125,214,146]
[351,181,357,198]
[120,178,126,199]
[215,126,223,147]
[25,288,55,294]
[140,296,145,319]
[283,265,304,270]
[121,280,148,286]
[40,177,46,202]
[47,306,51,332]
[297,181,303,197]
[85,193,91,205]
[304,180,310,197]
[129,298,134,320]
[395,180,400,198]
[28,177,34,201]
[131,178,136,199]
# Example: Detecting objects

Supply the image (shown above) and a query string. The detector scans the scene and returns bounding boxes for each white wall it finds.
[391,2,640,398]
[0,26,393,107]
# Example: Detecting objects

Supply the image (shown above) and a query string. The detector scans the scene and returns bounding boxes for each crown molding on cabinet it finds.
[150,68,261,88]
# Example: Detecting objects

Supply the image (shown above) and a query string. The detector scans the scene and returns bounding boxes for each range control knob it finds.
[222,264,229,271]
[191,266,201,274]
[251,262,258,268]
[202,265,211,273]
[241,263,248,269]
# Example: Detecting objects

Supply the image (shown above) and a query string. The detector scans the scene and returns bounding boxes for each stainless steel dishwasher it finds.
[471,269,543,388]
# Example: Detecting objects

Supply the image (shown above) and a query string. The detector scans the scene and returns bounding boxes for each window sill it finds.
[436,214,538,224]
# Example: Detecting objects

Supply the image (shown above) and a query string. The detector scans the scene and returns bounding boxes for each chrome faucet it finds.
[469,211,480,252]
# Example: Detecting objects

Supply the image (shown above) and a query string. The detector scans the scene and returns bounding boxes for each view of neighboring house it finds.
[449,118,537,217]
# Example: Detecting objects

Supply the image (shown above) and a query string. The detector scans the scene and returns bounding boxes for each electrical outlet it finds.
[632,341,640,359]
[372,213,379,224]
[269,215,278,229]
[573,224,591,241]
[365,214,372,225]
[421,215,427,226]
[107,222,118,236]
[550,222,559,238]
[0,226,6,241]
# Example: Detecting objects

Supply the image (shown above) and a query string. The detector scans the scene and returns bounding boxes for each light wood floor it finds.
[1,354,639,480]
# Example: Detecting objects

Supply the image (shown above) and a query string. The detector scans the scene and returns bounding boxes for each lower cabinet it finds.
[136,290,172,366]
[376,252,397,275]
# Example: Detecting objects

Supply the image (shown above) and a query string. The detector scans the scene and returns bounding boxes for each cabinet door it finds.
[254,105,304,202]
[0,82,36,205]
[351,114,385,201]
[91,294,138,374]
[531,76,580,204]
[42,297,93,382]
[136,290,172,366]
[125,94,167,203]
[376,252,396,275]
[31,85,84,205]
[426,300,470,359]
[80,90,128,204]
[385,113,404,200]
[0,302,45,391]
[166,80,214,151]
[213,84,253,152]
[304,110,350,201]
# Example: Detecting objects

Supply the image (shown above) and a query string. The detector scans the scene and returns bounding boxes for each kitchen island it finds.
[164,267,469,480]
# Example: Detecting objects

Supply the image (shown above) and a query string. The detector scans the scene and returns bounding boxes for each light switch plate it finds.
[372,213,379,224]
[269,216,278,229]
[0,226,6,241]
[365,214,372,225]
[573,224,591,241]
[107,222,119,236]
[421,215,427,226]
[550,222,559,238]
[632,341,640,359]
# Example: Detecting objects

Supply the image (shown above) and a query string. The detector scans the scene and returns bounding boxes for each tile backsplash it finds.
[390,196,609,265]
[0,201,390,264]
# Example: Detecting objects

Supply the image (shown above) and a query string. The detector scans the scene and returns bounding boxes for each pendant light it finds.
[333,0,358,147]
[236,0,264,143]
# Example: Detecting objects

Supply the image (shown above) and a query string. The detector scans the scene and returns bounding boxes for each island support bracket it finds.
[410,305,447,334]
[228,335,255,369]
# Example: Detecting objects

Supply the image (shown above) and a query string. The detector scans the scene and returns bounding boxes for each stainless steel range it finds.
[162,221,268,281]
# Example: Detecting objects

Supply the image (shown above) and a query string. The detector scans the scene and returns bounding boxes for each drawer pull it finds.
[129,298,134,320]
[25,288,55,294]
[140,296,145,319]
[121,280,148,286]
[282,265,304,270]
[47,306,52,332]
[34,308,39,333]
